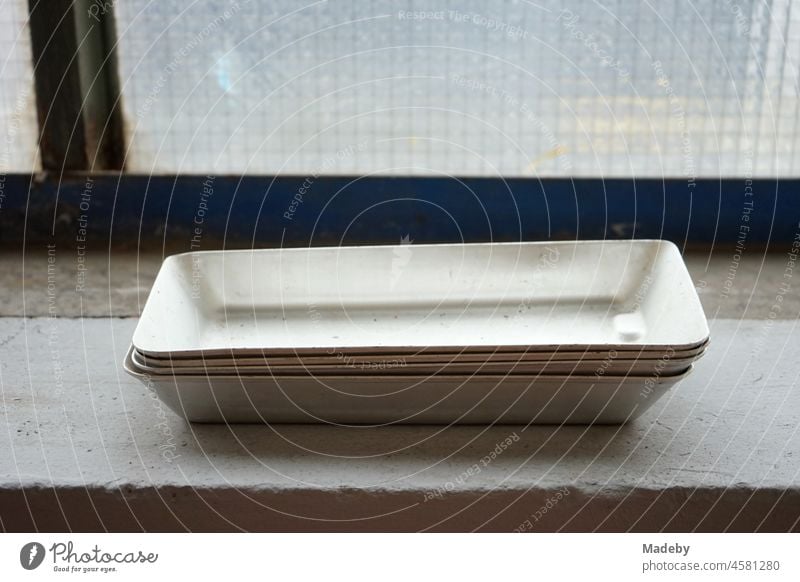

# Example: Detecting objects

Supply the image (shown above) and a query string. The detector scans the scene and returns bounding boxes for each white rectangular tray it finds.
[132,240,709,357]
[135,340,708,367]
[124,348,689,424]
[130,346,701,377]
[133,342,708,369]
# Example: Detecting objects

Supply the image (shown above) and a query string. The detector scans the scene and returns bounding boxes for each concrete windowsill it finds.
[1,316,798,531]
[1,247,798,531]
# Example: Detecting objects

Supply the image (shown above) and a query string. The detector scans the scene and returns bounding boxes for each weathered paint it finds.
[3,174,798,248]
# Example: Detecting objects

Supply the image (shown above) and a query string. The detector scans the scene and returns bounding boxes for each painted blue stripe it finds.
[4,175,798,247]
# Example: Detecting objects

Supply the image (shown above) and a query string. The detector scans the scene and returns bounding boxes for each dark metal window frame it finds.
[28,0,123,171]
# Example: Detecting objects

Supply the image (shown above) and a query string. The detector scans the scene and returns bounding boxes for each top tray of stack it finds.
[131,240,709,359]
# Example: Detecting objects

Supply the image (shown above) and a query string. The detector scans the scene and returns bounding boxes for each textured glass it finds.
[0,0,40,173]
[114,0,800,177]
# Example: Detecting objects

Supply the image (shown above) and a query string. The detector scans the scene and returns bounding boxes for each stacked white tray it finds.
[124,240,709,424]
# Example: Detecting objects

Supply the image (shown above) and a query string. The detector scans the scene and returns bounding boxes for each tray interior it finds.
[133,241,709,354]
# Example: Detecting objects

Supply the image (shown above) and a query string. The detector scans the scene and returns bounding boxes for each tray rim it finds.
[130,348,704,375]
[124,346,693,382]
[133,339,709,365]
